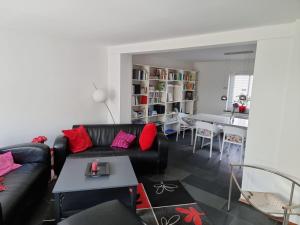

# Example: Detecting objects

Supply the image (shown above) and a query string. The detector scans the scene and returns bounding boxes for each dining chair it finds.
[176,113,195,145]
[193,121,222,158]
[220,125,247,163]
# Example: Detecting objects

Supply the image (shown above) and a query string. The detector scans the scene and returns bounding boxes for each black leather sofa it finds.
[0,143,51,225]
[54,124,168,175]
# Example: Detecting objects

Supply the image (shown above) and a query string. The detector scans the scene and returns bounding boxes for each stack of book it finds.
[168,72,183,80]
[133,69,148,80]
[183,71,196,81]
[184,82,195,90]
[149,92,164,104]
[132,84,147,94]
[184,91,194,100]
[149,68,167,80]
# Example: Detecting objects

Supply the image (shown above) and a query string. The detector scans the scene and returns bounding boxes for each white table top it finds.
[189,113,248,129]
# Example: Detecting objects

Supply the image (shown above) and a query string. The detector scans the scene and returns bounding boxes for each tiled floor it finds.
[27,132,280,225]
[142,132,280,225]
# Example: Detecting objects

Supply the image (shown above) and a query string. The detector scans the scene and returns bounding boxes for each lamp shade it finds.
[92,89,107,103]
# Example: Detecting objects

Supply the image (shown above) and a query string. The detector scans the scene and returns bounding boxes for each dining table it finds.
[188,113,248,129]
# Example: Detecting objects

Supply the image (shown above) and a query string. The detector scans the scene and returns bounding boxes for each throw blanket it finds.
[0,177,5,192]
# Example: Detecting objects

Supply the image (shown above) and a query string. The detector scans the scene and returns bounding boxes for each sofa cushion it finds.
[63,126,93,153]
[0,152,22,176]
[139,123,157,151]
[115,149,159,164]
[69,146,114,157]
[69,146,159,163]
[73,124,144,147]
[0,163,48,224]
[111,130,136,149]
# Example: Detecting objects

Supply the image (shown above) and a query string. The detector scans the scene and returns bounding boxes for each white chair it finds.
[193,121,222,158]
[176,113,195,145]
[220,126,247,163]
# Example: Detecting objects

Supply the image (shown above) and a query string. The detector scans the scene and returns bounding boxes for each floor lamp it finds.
[92,87,116,124]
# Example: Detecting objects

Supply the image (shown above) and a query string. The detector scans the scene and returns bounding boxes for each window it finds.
[226,74,253,110]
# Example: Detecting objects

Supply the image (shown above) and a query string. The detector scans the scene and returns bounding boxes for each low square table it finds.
[52,156,138,222]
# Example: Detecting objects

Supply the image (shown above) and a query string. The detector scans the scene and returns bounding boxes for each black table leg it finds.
[130,186,137,211]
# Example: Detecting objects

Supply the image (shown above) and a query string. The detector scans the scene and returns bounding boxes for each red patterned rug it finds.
[136,180,212,225]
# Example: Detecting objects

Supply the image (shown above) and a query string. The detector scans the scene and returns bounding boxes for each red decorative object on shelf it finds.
[140,95,148,104]
[239,105,246,113]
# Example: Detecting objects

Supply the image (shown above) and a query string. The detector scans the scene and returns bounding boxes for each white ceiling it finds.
[134,43,257,62]
[0,0,299,45]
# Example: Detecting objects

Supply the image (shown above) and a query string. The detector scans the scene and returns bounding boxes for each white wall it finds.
[242,21,300,223]
[0,30,108,146]
[194,60,255,114]
[132,54,194,69]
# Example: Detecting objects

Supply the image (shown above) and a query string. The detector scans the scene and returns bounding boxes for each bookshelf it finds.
[131,64,197,135]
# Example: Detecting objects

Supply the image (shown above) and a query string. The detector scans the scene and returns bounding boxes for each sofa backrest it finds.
[73,124,145,147]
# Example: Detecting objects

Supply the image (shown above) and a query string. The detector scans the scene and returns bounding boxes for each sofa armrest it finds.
[53,135,68,175]
[0,143,50,165]
[154,133,169,171]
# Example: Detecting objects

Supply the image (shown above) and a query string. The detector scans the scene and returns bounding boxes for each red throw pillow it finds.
[139,123,157,151]
[62,125,93,153]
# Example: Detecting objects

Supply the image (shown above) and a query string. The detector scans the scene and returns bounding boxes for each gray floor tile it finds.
[182,182,227,209]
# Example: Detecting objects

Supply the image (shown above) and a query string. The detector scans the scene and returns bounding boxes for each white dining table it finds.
[188,113,248,129]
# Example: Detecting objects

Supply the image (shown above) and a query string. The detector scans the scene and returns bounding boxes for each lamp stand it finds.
[104,102,116,124]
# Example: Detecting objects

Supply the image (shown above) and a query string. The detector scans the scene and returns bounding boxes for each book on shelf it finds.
[132,84,141,94]
[172,102,180,112]
[183,71,196,81]
[149,68,167,80]
[185,91,194,100]
[140,87,147,94]
[167,84,181,102]
[132,95,147,105]
[149,105,165,115]
[132,84,147,94]
[167,93,173,102]
[184,82,195,90]
[133,69,148,80]
[168,71,183,80]
[149,90,165,104]
[154,105,165,114]
[149,91,162,98]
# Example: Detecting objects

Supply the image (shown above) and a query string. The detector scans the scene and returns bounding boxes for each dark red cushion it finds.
[62,125,93,153]
[139,123,157,151]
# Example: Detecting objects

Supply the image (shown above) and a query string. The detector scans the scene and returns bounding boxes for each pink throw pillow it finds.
[0,152,22,176]
[111,130,136,149]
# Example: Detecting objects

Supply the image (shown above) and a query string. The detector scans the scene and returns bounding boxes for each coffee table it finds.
[52,156,138,222]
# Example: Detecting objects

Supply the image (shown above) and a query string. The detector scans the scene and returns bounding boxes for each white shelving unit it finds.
[131,64,197,135]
